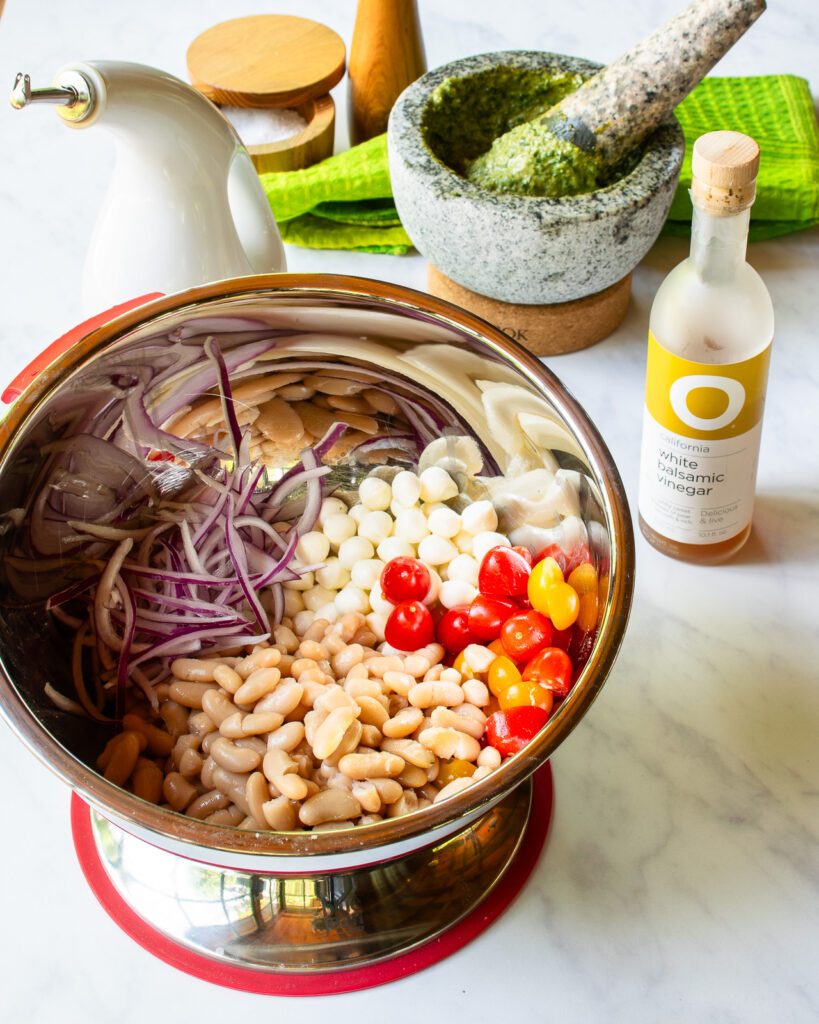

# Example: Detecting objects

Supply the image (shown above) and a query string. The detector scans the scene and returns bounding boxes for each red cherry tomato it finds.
[565,543,592,576]
[500,610,553,662]
[468,595,518,642]
[485,707,550,756]
[380,557,431,604]
[478,546,531,598]
[522,647,573,698]
[385,600,434,652]
[512,545,533,566]
[551,625,573,651]
[568,627,596,680]
[436,605,475,655]
[532,543,568,575]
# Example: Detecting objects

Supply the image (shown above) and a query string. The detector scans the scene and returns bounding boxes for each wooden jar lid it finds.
[187,15,346,109]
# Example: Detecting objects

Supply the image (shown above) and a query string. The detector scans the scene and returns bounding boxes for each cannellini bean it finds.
[236,647,281,678]
[367,655,403,678]
[403,654,430,678]
[263,748,309,800]
[355,695,390,728]
[200,756,218,789]
[159,700,189,737]
[262,796,297,831]
[162,771,198,812]
[383,670,415,696]
[234,667,281,706]
[245,772,270,827]
[255,680,303,716]
[434,777,475,803]
[241,711,284,736]
[179,748,204,779]
[235,735,267,757]
[201,688,237,727]
[472,765,495,781]
[381,737,435,769]
[463,678,490,707]
[172,658,221,682]
[206,805,245,827]
[387,789,419,818]
[408,681,464,709]
[273,625,300,653]
[463,644,495,674]
[338,751,405,779]
[396,763,428,788]
[299,789,361,827]
[131,758,163,803]
[187,789,230,820]
[477,746,502,768]
[430,706,485,739]
[332,644,364,677]
[351,780,382,814]
[212,663,243,694]
[102,732,142,786]
[314,683,358,713]
[266,721,305,752]
[219,711,247,739]
[359,724,383,748]
[210,737,262,774]
[419,727,481,761]
[212,766,253,816]
[122,714,176,757]
[382,706,424,738]
[312,707,359,760]
[167,680,217,709]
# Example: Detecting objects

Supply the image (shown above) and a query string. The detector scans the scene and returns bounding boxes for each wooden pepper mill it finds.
[348,0,426,144]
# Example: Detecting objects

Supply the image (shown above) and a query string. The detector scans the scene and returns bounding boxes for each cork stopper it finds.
[691,131,760,215]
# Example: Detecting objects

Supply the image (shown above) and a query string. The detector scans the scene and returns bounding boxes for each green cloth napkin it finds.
[260,75,819,252]
[665,75,819,240]
[260,135,412,254]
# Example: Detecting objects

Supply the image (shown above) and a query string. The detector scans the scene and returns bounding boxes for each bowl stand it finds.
[71,765,553,994]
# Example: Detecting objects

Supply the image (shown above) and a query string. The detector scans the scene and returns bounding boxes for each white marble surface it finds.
[1,1,818,1021]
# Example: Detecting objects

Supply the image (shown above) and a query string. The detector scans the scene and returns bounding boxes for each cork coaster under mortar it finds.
[427,264,632,356]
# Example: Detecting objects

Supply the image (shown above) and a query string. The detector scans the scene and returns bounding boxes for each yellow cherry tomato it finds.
[437,758,476,787]
[454,650,475,678]
[547,581,580,631]
[499,680,555,713]
[527,556,564,614]
[487,655,522,697]
[568,562,599,632]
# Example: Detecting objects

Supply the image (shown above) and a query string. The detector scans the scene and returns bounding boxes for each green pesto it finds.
[422,66,633,198]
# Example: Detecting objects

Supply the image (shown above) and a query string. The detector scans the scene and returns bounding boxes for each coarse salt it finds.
[222,106,306,146]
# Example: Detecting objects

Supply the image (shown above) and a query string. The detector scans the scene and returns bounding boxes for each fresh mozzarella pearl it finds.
[461,500,498,536]
[314,602,340,623]
[334,585,370,615]
[454,530,474,554]
[358,510,393,545]
[447,553,480,586]
[369,581,395,615]
[365,611,388,641]
[428,506,462,539]
[315,558,350,591]
[358,476,392,511]
[351,558,385,590]
[417,535,458,566]
[338,536,375,568]
[296,530,331,565]
[439,579,479,609]
[394,507,429,544]
[347,503,368,525]
[391,470,421,507]
[293,609,315,635]
[318,497,347,526]
[421,502,448,517]
[422,566,442,606]
[282,588,305,616]
[303,585,338,612]
[282,570,314,592]
[419,466,458,502]
[472,531,511,563]
[376,536,415,562]
[323,513,356,548]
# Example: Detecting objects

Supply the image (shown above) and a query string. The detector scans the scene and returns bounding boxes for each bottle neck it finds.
[689,201,751,282]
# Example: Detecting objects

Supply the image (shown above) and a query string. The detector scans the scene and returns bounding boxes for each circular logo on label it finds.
[669,374,746,431]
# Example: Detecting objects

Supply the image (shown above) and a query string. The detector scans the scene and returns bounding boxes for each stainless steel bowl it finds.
[0,274,634,971]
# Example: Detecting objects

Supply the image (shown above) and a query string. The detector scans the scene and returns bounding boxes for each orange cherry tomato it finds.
[453,650,475,678]
[523,647,573,698]
[527,556,564,614]
[546,582,580,630]
[488,638,506,657]
[487,655,522,697]
[437,758,476,787]
[498,680,554,713]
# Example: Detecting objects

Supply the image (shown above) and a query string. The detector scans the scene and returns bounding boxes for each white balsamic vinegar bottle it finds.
[638,131,774,563]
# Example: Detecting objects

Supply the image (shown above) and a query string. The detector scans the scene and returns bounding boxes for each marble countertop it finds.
[1,1,817,1021]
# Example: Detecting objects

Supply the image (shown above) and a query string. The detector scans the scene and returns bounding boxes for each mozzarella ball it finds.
[314,602,340,624]
[394,507,429,544]
[391,470,421,507]
[365,611,388,642]
[347,503,368,525]
[282,570,314,592]
[377,536,416,562]
[461,500,498,536]
[334,585,370,615]
[293,609,315,635]
[454,530,474,554]
[428,506,462,539]
[338,535,375,568]
[417,535,459,566]
[323,513,356,548]
[296,530,331,565]
[358,510,393,545]
[439,579,479,609]
[303,585,338,613]
[282,588,305,616]
[369,581,395,615]
[359,476,392,511]
[447,553,480,586]
[315,558,351,591]
[419,466,459,502]
[351,558,386,590]
[472,531,511,563]
[422,566,442,606]
[318,497,347,526]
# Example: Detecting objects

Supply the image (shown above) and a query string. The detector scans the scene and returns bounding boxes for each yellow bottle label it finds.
[639,332,771,545]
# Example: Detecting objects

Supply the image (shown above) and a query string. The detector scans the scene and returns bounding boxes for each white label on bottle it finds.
[638,409,763,544]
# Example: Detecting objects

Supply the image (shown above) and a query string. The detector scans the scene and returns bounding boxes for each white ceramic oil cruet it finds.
[11,62,286,313]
